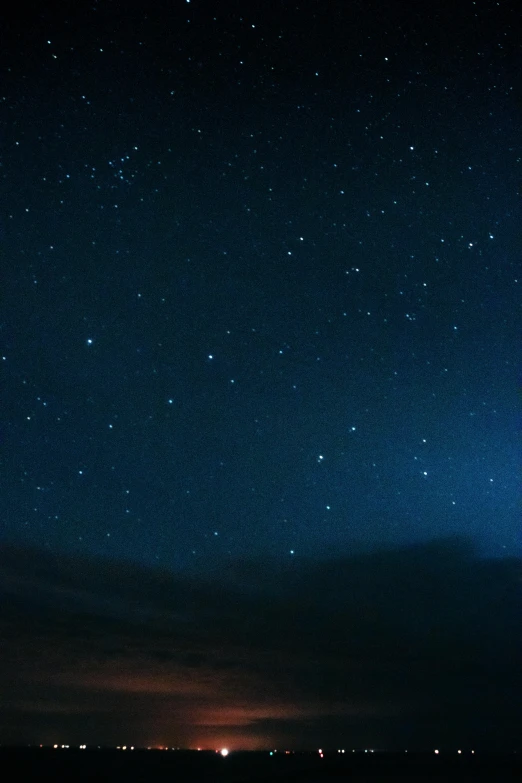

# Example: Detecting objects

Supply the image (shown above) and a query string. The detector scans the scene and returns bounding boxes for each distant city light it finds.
[220,748,229,757]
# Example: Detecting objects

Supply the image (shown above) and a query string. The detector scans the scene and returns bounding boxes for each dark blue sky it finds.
[1,0,520,751]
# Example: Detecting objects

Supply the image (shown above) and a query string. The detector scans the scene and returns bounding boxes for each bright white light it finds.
[434,749,439,754]
[458,749,462,754]
[220,748,229,757]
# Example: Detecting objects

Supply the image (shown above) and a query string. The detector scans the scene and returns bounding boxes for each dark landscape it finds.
[1,748,521,782]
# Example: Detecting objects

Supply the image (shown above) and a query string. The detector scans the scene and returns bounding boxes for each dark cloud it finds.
[0,538,519,749]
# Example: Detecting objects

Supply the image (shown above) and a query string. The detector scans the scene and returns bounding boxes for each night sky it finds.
[1,0,520,752]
